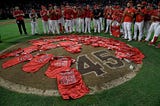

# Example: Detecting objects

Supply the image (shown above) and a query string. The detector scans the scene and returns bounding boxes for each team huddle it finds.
[12,1,160,47]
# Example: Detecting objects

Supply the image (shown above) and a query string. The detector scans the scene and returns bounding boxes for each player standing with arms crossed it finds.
[122,1,135,41]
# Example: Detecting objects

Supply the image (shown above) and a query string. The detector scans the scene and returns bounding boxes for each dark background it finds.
[0,0,159,19]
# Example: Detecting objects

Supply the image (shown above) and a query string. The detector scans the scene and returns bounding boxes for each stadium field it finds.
[0,19,160,106]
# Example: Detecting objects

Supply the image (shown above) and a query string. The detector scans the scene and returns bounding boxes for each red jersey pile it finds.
[0,35,145,99]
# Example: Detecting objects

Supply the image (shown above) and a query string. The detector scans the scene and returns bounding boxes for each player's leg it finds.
[133,22,138,40]
[145,22,155,41]
[81,18,85,33]
[88,18,91,33]
[16,20,22,35]
[127,22,132,41]
[31,21,34,35]
[93,19,97,33]
[97,19,101,33]
[21,20,27,34]
[64,20,68,33]
[149,25,160,45]
[138,21,144,41]
[123,22,128,39]
[55,20,60,34]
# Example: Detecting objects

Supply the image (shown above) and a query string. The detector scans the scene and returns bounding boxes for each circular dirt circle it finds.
[0,35,143,96]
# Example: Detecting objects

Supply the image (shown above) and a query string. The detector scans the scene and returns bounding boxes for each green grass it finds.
[0,19,160,106]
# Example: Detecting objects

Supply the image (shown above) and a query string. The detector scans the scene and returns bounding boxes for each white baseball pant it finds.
[133,21,144,41]
[85,18,91,33]
[145,22,160,41]
[123,22,132,41]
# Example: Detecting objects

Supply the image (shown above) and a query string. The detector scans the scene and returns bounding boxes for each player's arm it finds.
[125,11,134,17]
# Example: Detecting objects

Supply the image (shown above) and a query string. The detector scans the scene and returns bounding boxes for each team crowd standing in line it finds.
[12,1,160,48]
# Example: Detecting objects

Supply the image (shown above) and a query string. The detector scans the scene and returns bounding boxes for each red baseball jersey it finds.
[84,8,92,18]
[64,8,73,20]
[23,54,53,73]
[64,44,82,53]
[72,9,78,19]
[123,7,135,22]
[0,48,23,59]
[57,68,89,99]
[58,41,78,47]
[78,9,85,18]
[40,43,58,51]
[48,10,57,20]
[40,10,48,21]
[135,9,147,22]
[151,9,160,22]
[2,54,33,69]
[106,8,113,20]
[56,9,62,20]
[30,40,50,46]
[45,56,74,78]
[13,10,24,20]
[22,45,39,54]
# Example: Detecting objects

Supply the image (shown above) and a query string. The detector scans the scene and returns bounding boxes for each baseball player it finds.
[56,6,63,33]
[141,2,152,37]
[40,5,49,34]
[122,1,135,41]
[48,4,53,34]
[93,4,101,33]
[104,5,113,34]
[133,3,146,41]
[48,5,60,34]
[78,7,85,33]
[145,3,160,42]
[29,9,39,35]
[99,5,104,31]
[64,4,73,33]
[148,3,160,45]
[72,6,79,32]
[13,6,27,35]
[149,24,160,46]
[84,4,92,33]
[111,5,122,37]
